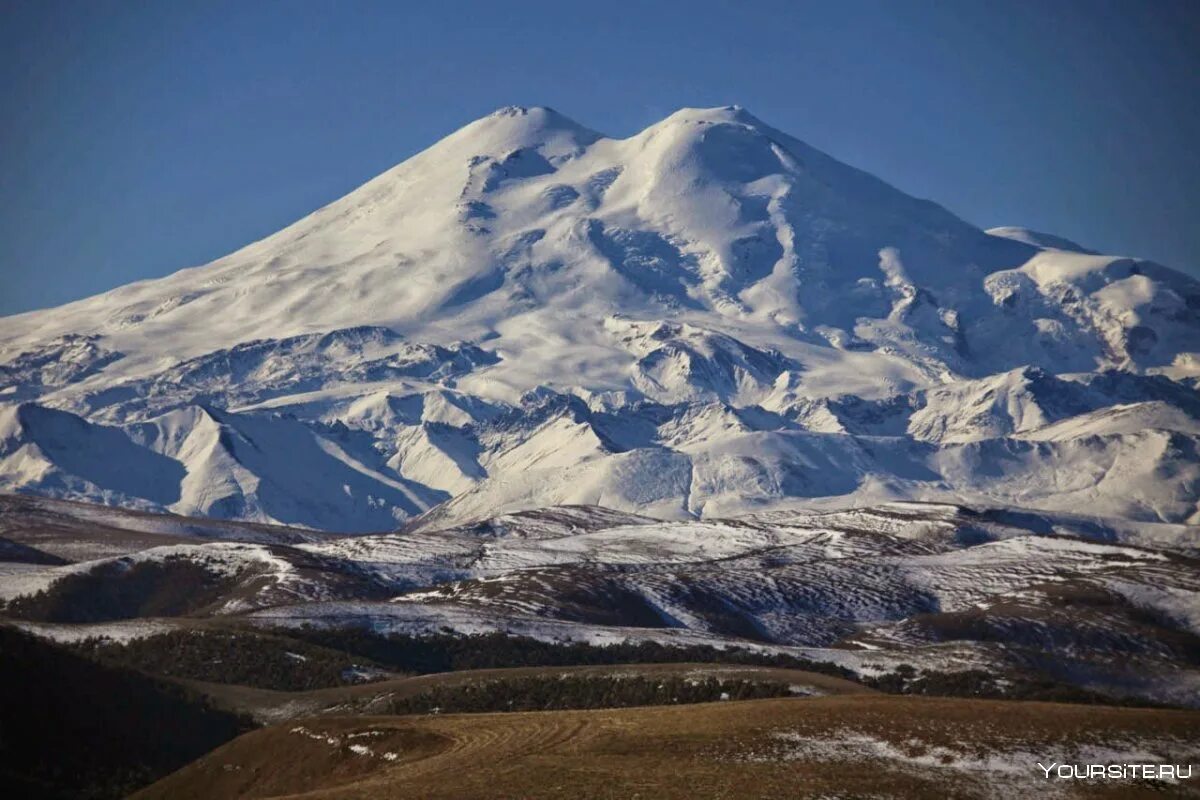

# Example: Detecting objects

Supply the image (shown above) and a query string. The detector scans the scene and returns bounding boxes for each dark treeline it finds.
[0,625,252,800]
[865,665,1170,708]
[75,628,374,691]
[390,675,795,714]
[75,626,854,691]
[287,627,856,679]
[66,626,1163,708]
[3,559,232,623]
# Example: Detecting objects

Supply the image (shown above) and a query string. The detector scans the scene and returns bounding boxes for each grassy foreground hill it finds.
[134,695,1200,800]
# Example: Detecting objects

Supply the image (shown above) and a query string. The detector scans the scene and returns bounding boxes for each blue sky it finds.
[2,0,1198,315]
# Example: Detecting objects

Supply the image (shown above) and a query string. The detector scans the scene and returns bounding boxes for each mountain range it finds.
[1,105,1198,531]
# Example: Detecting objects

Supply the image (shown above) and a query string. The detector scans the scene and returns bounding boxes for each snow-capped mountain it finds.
[1,105,1198,529]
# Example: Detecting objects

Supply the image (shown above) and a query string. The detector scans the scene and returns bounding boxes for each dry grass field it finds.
[134,693,1200,800]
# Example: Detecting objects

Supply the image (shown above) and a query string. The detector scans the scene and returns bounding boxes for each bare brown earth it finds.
[134,694,1200,800]
[180,662,872,723]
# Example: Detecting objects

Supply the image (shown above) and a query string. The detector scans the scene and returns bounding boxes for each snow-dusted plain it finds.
[0,105,1197,530]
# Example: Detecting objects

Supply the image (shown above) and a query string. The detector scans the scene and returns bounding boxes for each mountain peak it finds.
[451,105,603,155]
[655,104,762,128]
[986,226,1097,254]
[487,104,562,119]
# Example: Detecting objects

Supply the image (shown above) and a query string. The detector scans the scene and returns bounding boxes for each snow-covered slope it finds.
[1,105,1198,529]
[985,226,1096,254]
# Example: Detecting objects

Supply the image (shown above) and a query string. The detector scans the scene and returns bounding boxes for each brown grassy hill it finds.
[134,694,1200,800]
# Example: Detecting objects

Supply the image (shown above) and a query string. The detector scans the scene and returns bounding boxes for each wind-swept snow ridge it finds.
[1,105,1198,530]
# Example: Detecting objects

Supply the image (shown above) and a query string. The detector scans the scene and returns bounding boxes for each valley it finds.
[2,492,1198,797]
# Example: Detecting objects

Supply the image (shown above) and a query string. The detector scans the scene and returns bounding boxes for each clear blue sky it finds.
[2,0,1198,316]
